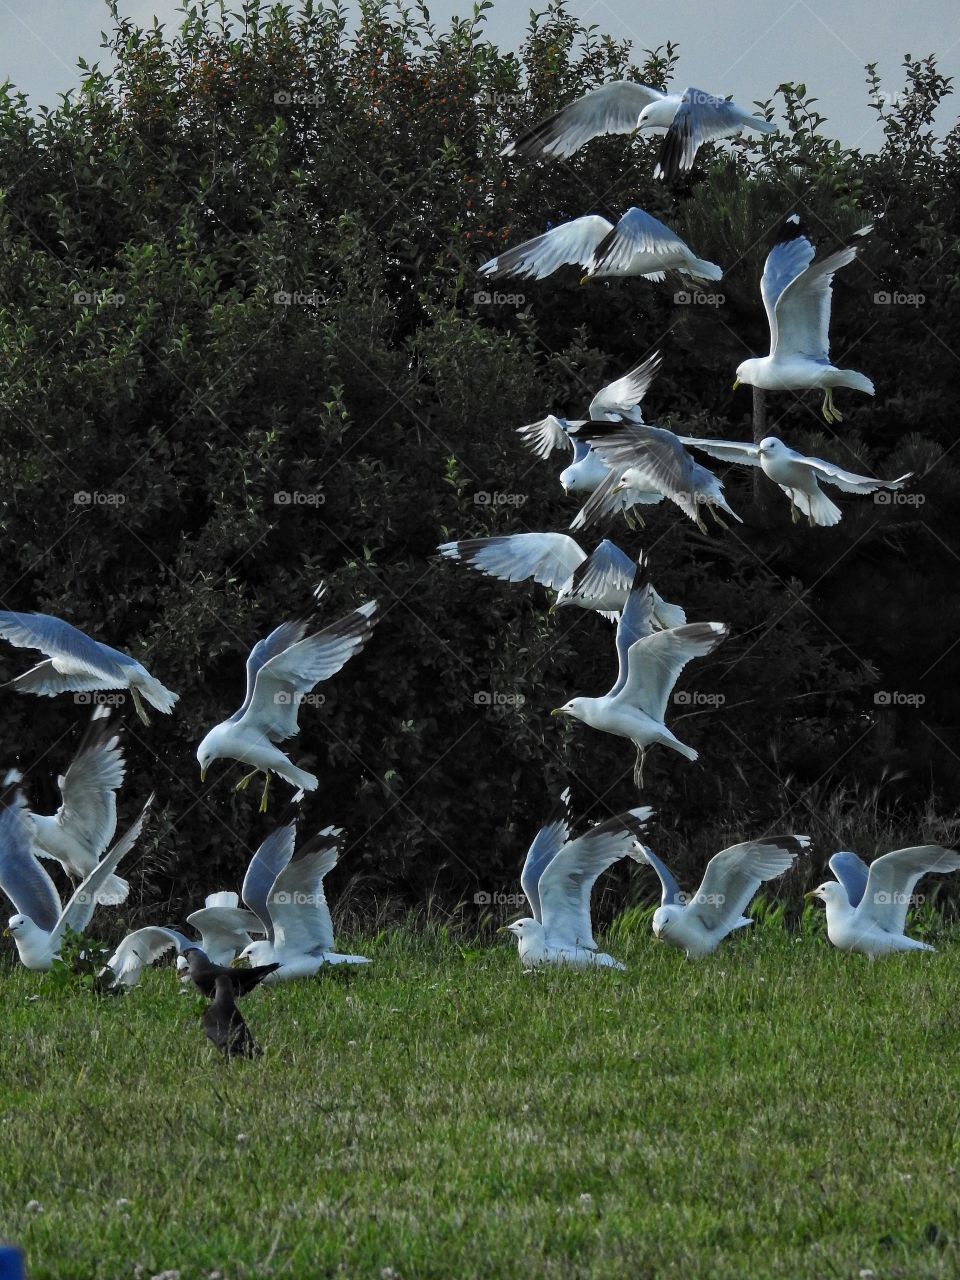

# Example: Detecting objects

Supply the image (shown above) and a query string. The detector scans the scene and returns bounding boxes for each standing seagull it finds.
[502,81,777,180]
[25,707,128,903]
[806,846,960,956]
[552,621,728,783]
[680,436,912,526]
[734,216,874,423]
[0,782,153,970]
[186,891,264,965]
[637,837,809,956]
[196,587,378,811]
[505,797,652,970]
[203,973,263,1059]
[0,612,178,725]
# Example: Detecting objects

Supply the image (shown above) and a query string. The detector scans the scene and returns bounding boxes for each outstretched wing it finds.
[619,622,729,718]
[634,845,684,907]
[773,228,871,362]
[439,533,586,593]
[803,456,912,494]
[0,781,60,932]
[859,845,960,936]
[502,81,664,160]
[590,208,692,276]
[0,611,132,683]
[656,87,775,181]
[268,831,343,954]
[55,795,154,940]
[520,789,573,923]
[611,559,657,697]
[689,836,809,933]
[241,816,300,941]
[828,851,870,908]
[588,351,662,421]
[516,415,577,459]
[53,708,125,858]
[478,216,613,281]
[680,437,762,468]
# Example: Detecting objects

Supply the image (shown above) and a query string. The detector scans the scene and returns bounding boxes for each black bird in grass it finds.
[180,945,279,997]
[203,973,262,1059]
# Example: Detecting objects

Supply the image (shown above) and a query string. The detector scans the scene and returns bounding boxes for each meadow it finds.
[3,918,960,1280]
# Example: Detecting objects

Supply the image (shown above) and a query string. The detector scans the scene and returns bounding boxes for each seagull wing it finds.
[520,789,573,923]
[268,831,343,953]
[54,794,153,941]
[439,533,586,593]
[611,560,657,697]
[0,782,61,931]
[502,81,664,159]
[478,216,613,281]
[563,539,635,607]
[568,466,664,530]
[241,816,300,941]
[227,619,312,723]
[0,611,131,683]
[590,208,693,276]
[241,601,378,742]
[634,845,683,907]
[689,836,809,933]
[858,845,960,936]
[105,925,192,986]
[773,232,871,362]
[680,437,762,468]
[618,622,728,718]
[589,351,662,420]
[538,807,653,949]
[53,709,125,858]
[656,88,774,181]
[516,414,576,459]
[760,223,816,354]
[828,851,870,908]
[186,905,265,959]
[803,456,912,494]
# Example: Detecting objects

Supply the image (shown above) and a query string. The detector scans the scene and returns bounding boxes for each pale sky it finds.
[1,0,958,150]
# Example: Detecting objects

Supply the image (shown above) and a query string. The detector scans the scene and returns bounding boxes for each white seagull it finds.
[680,435,912,526]
[237,815,370,981]
[186,890,264,965]
[734,216,874,422]
[0,611,178,725]
[505,795,652,970]
[637,837,809,956]
[24,707,128,903]
[101,925,193,989]
[196,586,378,811]
[807,846,960,956]
[502,80,777,180]
[0,782,153,971]
[478,208,722,283]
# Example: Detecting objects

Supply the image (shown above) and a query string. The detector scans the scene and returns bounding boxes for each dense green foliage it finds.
[0,0,957,921]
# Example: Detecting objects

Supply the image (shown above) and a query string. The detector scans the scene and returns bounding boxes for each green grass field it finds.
[3,922,960,1280]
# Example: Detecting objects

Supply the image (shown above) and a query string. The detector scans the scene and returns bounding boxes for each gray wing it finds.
[589,351,662,421]
[186,905,265,957]
[568,456,666,531]
[590,207,694,277]
[105,925,192,986]
[859,845,960,936]
[803,456,912,494]
[828,851,870,908]
[268,830,343,953]
[53,708,125,857]
[520,788,572,923]
[227,619,312,724]
[56,794,154,940]
[760,221,816,354]
[502,81,664,159]
[478,216,613,281]
[773,229,871,362]
[611,560,657,697]
[241,817,299,941]
[690,836,809,932]
[633,845,684,908]
[561,539,634,608]
[0,781,60,931]
[619,623,728,717]
[0,612,132,685]
[516,415,577,459]
[439,534,586,593]
[680,437,762,468]
[656,87,776,181]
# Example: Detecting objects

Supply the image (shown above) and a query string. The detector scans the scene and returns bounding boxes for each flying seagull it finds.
[478,208,722,283]
[552,620,728,784]
[25,707,128,903]
[637,837,809,956]
[0,782,153,970]
[203,972,263,1059]
[734,216,874,423]
[196,586,378,811]
[238,816,370,980]
[505,795,652,970]
[438,534,685,628]
[0,611,178,725]
[807,846,960,955]
[502,80,777,180]
[680,435,912,526]
[568,421,742,532]
[100,925,193,990]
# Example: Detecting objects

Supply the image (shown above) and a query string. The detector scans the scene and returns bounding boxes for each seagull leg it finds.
[131,687,151,726]
[790,499,799,525]
[259,772,271,814]
[822,388,843,423]
[234,769,258,793]
[709,505,729,531]
[633,746,646,790]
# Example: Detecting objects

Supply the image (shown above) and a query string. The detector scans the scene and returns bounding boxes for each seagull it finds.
[680,435,913,526]
[186,891,264,965]
[734,216,874,423]
[568,421,742,532]
[807,846,960,956]
[237,816,370,981]
[502,80,777,180]
[505,796,652,969]
[196,587,378,812]
[179,946,279,996]
[203,973,263,1059]
[478,208,722,283]
[438,534,685,628]
[552,620,728,784]
[100,925,193,989]
[637,837,809,956]
[0,782,153,971]
[0,611,178,725]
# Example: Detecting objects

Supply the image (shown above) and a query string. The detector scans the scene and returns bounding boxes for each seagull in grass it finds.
[0,780,153,971]
[99,925,194,990]
[438,534,685,628]
[237,814,370,981]
[679,435,912,527]
[186,891,265,966]
[806,846,960,956]
[636,837,809,957]
[504,793,652,970]
[0,611,177,725]
[568,421,742,532]
[502,81,776,179]
[24,707,128,903]
[196,586,378,812]
[203,972,263,1059]
[734,216,874,423]
[478,208,722,284]
[552,618,728,785]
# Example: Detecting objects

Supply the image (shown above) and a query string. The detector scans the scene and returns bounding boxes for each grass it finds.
[3,921,960,1280]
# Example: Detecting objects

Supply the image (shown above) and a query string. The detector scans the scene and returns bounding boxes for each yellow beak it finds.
[733,378,741,390]
[200,766,207,782]
[803,890,817,900]
[550,708,562,717]
[579,275,590,286]
[2,928,8,938]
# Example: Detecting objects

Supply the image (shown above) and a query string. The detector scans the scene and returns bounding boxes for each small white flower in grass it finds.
[150,1271,181,1280]
[578,1193,593,1208]
[346,1040,357,1046]
[25,1200,43,1214]
[859,1271,876,1280]
[381,1269,399,1280]
[236,1133,248,1145]
[115,1198,131,1208]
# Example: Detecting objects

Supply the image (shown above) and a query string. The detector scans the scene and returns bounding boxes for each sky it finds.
[1,0,958,150]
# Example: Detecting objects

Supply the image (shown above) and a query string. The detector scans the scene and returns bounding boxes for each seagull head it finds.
[733,359,763,389]
[196,726,230,782]
[805,881,847,907]
[758,437,784,458]
[551,698,586,723]
[4,913,28,938]
[636,99,675,131]
[651,904,683,942]
[238,939,272,967]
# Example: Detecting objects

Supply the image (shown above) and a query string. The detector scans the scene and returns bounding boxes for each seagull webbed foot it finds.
[131,687,151,726]
[234,769,258,793]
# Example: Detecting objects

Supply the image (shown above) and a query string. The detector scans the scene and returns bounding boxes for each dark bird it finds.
[203,973,262,1058]
[180,945,279,997]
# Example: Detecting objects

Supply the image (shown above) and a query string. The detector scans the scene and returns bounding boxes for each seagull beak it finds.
[200,766,207,782]
[732,378,741,391]
[550,708,563,717]
[579,274,590,286]
[611,483,624,495]
[2,928,8,938]
[803,890,817,900]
